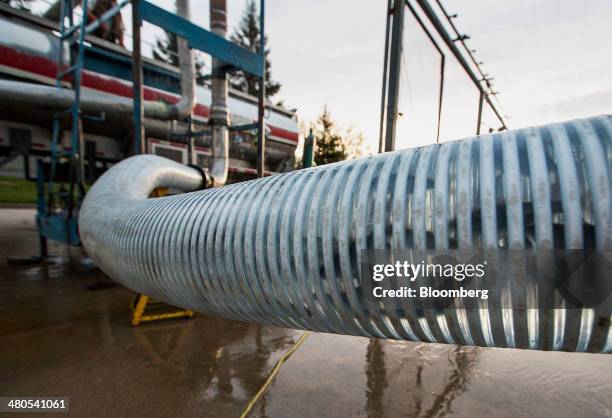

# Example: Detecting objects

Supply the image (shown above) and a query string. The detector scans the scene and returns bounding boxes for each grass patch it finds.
[0,176,38,204]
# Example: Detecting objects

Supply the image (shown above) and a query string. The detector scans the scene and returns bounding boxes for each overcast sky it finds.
[33,0,612,150]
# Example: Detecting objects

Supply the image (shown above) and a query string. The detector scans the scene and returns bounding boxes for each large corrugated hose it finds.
[79,115,612,353]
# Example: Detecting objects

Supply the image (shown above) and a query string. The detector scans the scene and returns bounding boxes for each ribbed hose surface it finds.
[80,115,612,352]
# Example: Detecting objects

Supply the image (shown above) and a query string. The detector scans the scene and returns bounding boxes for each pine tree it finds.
[152,30,206,84]
[230,0,281,98]
[312,106,347,166]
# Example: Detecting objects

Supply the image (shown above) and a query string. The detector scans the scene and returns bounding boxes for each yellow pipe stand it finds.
[130,187,195,326]
[131,294,195,326]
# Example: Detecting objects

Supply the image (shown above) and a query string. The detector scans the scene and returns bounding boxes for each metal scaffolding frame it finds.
[131,0,267,177]
[379,0,509,152]
[37,0,268,254]
[38,0,94,251]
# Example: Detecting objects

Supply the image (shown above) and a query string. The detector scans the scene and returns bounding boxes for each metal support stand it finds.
[405,0,445,144]
[378,0,508,150]
[187,115,195,165]
[415,0,508,129]
[132,0,145,155]
[436,55,445,143]
[37,0,129,247]
[36,159,48,258]
[38,0,90,247]
[476,90,484,135]
[377,0,392,154]
[131,294,194,326]
[127,186,196,325]
[381,0,404,153]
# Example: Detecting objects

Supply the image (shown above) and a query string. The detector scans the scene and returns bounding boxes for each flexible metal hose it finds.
[79,115,612,352]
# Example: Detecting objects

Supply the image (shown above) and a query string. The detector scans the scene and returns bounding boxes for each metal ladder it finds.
[39,0,89,249]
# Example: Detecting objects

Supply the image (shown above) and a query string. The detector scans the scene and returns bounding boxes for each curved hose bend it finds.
[80,116,612,352]
[79,155,203,295]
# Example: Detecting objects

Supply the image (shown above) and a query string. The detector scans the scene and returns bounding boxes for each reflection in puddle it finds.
[365,339,387,417]
[364,340,478,418]
[131,318,297,411]
[421,346,477,418]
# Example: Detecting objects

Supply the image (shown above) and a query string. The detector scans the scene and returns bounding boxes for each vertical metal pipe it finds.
[405,1,446,144]
[86,140,96,182]
[35,159,48,258]
[187,116,195,165]
[476,90,484,135]
[209,0,229,186]
[303,128,315,168]
[378,0,392,154]
[23,154,31,180]
[131,0,145,154]
[256,0,266,177]
[436,55,445,143]
[383,0,405,152]
[174,0,196,120]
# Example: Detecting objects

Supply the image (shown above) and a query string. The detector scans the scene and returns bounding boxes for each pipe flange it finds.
[187,164,213,189]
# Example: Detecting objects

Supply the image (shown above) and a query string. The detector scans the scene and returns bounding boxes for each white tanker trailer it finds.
[0,3,299,181]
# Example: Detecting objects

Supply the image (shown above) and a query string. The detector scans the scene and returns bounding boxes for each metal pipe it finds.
[0,80,180,139]
[377,0,392,154]
[405,0,445,144]
[436,55,445,143]
[80,115,612,353]
[170,0,196,121]
[209,0,229,186]
[476,90,484,135]
[131,0,145,154]
[0,80,289,164]
[130,0,195,124]
[434,0,492,95]
[256,0,266,178]
[383,0,405,152]
[302,128,315,168]
[47,0,192,123]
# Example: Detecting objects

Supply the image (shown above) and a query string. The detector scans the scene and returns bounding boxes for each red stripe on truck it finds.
[0,45,297,143]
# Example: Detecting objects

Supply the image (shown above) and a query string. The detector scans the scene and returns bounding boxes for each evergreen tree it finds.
[312,106,347,166]
[230,0,281,98]
[152,30,206,84]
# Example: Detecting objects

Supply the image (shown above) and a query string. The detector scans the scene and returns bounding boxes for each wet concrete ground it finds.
[1,208,611,417]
